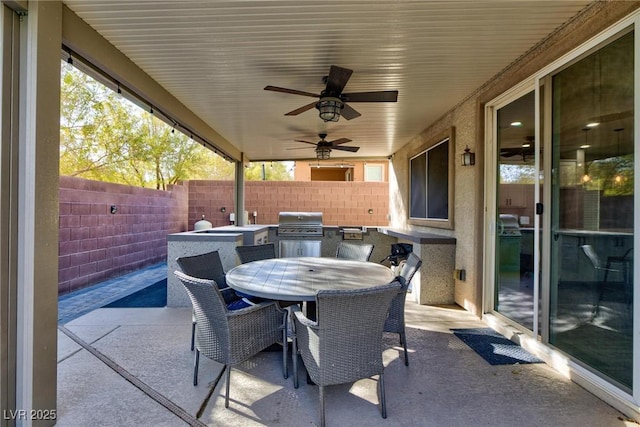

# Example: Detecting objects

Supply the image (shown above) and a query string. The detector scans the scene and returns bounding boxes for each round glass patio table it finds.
[226,256,395,301]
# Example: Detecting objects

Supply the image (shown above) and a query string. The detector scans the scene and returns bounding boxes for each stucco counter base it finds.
[379,228,456,305]
[167,231,243,307]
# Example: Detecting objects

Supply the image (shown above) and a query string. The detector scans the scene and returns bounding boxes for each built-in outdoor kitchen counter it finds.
[167,229,244,307]
[378,228,457,306]
[167,223,397,307]
[167,223,454,307]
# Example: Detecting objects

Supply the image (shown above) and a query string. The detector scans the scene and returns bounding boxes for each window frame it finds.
[364,163,384,182]
[408,127,455,229]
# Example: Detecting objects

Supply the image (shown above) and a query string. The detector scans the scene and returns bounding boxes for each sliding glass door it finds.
[549,30,634,391]
[494,91,538,331]
[488,24,636,394]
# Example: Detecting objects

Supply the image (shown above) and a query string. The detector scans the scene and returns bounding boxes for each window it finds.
[364,164,384,182]
[409,128,454,229]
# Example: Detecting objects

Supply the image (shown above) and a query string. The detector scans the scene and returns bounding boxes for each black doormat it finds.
[452,328,543,365]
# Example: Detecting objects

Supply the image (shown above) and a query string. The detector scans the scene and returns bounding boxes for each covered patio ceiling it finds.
[63,1,593,162]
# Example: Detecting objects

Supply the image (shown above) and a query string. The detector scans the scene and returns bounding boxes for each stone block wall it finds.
[58,176,188,295]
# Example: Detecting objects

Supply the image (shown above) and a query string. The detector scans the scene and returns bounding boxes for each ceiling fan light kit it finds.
[316,97,343,122]
[264,65,398,123]
[315,146,332,159]
[290,132,360,160]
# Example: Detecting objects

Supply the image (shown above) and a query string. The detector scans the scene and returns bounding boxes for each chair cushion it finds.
[226,297,257,311]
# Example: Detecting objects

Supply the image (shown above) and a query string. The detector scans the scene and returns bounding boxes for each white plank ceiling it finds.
[64,1,593,161]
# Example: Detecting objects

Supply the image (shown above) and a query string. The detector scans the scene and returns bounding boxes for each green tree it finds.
[60,63,292,187]
[245,162,294,181]
[60,63,234,187]
[586,154,634,196]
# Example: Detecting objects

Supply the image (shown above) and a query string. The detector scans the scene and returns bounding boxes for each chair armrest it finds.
[290,305,317,329]
[226,300,280,317]
[598,261,622,273]
[227,300,285,343]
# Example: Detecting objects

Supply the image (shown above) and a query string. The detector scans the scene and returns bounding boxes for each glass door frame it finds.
[484,80,542,338]
[484,10,640,405]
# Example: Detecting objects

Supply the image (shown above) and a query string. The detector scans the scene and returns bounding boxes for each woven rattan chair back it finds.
[174,270,287,407]
[176,250,228,289]
[236,243,276,263]
[292,280,402,426]
[176,250,236,351]
[384,252,422,366]
[335,242,374,262]
[399,252,422,284]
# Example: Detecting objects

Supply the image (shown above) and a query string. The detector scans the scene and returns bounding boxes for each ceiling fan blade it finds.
[342,91,398,102]
[325,65,353,95]
[341,104,362,120]
[332,145,360,152]
[285,102,317,116]
[264,85,319,98]
[500,150,519,157]
[293,140,318,146]
[328,138,352,146]
[588,110,633,123]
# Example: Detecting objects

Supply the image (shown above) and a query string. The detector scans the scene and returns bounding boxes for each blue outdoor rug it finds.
[452,328,543,365]
[103,279,167,308]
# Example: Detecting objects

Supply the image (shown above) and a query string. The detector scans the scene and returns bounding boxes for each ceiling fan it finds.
[500,136,535,161]
[289,133,359,160]
[264,65,398,122]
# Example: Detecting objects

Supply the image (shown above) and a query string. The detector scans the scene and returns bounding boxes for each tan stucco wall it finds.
[389,1,640,316]
[294,159,388,182]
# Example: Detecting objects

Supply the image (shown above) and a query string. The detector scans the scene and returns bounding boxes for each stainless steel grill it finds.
[499,214,521,236]
[277,212,323,237]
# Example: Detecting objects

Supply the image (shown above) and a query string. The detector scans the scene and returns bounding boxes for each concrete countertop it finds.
[378,227,456,244]
[166,231,242,242]
[208,225,271,232]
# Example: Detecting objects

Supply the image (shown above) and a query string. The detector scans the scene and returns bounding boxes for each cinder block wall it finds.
[188,180,389,229]
[58,176,188,295]
[58,177,388,295]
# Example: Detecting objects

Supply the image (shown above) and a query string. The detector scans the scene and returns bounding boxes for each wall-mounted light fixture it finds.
[220,207,226,213]
[461,146,475,166]
[110,205,118,214]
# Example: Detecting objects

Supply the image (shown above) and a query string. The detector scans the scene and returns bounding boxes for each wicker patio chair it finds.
[580,244,628,321]
[335,242,374,262]
[176,251,242,351]
[235,243,276,263]
[291,280,402,427]
[174,270,287,406]
[384,252,422,366]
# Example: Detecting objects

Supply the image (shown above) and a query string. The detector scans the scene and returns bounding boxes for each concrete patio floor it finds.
[55,298,636,427]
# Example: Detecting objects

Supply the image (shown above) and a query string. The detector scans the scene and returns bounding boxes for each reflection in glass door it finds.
[549,31,634,391]
[495,91,537,331]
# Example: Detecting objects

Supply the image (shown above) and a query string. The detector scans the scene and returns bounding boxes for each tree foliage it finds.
[585,154,634,196]
[245,161,294,181]
[60,62,290,189]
